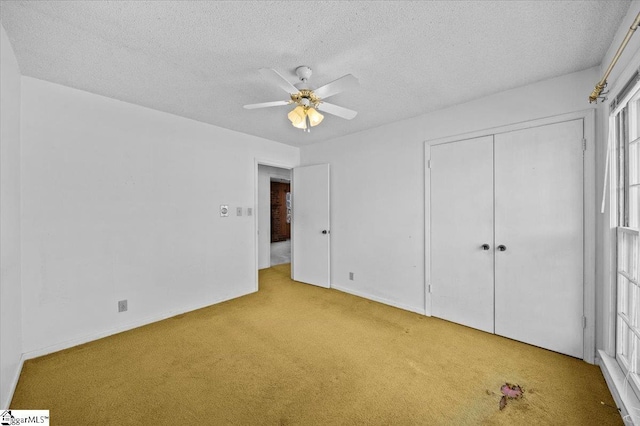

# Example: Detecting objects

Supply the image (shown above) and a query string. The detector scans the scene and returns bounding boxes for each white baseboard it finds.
[332,284,425,315]
[2,354,25,410]
[22,289,255,361]
[597,350,638,425]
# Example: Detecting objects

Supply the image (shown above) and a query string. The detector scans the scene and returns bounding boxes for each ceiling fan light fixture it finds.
[288,105,323,131]
[292,119,307,130]
[288,105,306,128]
[307,107,324,127]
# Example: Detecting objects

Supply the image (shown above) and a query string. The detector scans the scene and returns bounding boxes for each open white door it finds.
[292,164,330,288]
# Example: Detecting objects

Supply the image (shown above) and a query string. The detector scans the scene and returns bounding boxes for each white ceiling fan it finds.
[244,66,359,132]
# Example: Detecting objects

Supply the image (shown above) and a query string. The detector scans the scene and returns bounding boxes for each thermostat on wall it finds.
[220,205,229,217]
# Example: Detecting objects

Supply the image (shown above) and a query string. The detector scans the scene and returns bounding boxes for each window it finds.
[614,79,640,397]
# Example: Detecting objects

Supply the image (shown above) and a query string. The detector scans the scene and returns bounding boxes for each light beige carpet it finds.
[12,264,622,425]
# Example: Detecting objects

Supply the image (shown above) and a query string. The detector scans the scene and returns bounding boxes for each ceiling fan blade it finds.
[313,74,359,100]
[317,102,358,120]
[243,100,291,109]
[259,68,299,94]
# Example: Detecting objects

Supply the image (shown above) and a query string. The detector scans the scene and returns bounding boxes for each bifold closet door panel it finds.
[494,119,584,358]
[431,136,495,333]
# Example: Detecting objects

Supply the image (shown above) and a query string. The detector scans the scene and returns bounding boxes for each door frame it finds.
[254,158,296,292]
[424,108,596,363]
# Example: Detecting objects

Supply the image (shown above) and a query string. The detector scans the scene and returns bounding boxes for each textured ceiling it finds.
[0,1,632,146]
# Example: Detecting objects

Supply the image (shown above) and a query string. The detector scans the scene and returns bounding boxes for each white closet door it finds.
[494,120,584,358]
[431,136,495,333]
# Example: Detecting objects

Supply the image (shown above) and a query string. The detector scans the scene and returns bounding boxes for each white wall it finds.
[301,67,598,315]
[20,77,299,356]
[258,165,291,269]
[595,1,640,354]
[0,23,22,409]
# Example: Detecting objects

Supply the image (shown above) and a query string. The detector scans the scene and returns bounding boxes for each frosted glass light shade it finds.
[307,108,324,127]
[288,106,306,129]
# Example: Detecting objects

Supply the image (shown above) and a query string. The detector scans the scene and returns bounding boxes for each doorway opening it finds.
[258,164,292,270]
[270,179,291,265]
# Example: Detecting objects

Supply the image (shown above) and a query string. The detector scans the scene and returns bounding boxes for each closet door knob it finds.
[497,245,507,252]
[481,244,490,250]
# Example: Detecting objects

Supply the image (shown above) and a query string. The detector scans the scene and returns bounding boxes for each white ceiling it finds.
[0,1,631,146]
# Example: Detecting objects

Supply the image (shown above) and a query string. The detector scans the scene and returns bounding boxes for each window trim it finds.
[615,226,640,398]
[598,42,640,426]
[610,76,640,411]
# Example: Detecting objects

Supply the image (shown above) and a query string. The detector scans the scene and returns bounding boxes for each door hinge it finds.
[428,284,432,293]
[582,138,587,151]
[427,159,431,169]
[583,316,587,329]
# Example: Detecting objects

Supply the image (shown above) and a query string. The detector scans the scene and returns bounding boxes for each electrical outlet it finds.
[349,272,355,280]
[237,207,242,216]
[247,207,252,216]
[118,300,128,312]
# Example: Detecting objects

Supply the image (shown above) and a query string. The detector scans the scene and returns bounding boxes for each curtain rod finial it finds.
[589,81,607,103]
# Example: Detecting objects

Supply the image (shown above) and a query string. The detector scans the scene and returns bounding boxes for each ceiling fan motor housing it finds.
[294,66,314,91]
[295,66,312,82]
[291,89,320,108]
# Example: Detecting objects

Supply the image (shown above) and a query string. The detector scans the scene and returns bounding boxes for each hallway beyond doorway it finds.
[271,240,290,266]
